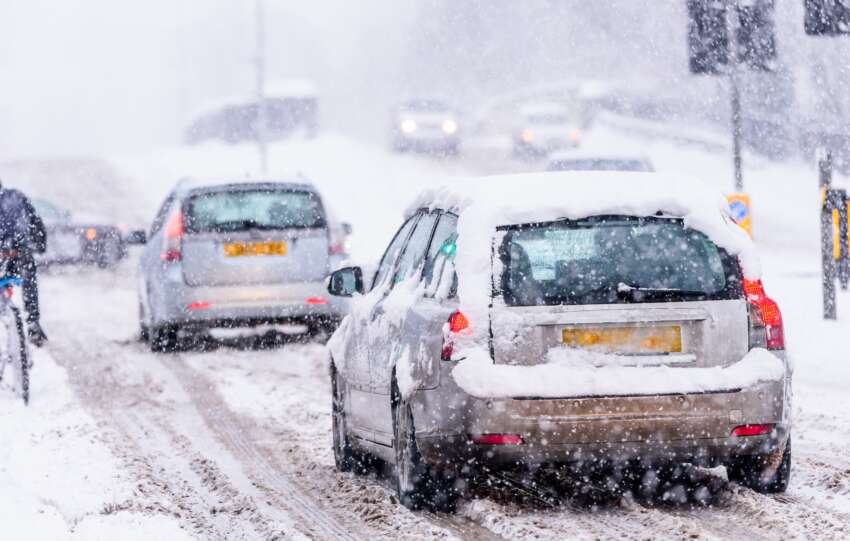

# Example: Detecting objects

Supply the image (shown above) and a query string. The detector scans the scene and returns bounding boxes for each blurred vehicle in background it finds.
[185,79,319,145]
[32,199,126,268]
[135,177,347,352]
[513,101,582,158]
[391,99,460,156]
[547,150,654,172]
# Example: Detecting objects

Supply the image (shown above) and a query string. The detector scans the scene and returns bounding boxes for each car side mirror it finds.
[125,230,147,245]
[328,266,363,297]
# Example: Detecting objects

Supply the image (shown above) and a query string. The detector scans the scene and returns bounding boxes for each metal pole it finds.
[819,149,837,319]
[255,0,268,175]
[727,1,744,192]
[836,189,849,290]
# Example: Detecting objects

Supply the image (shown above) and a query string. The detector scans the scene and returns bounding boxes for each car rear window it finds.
[499,216,742,306]
[185,189,325,233]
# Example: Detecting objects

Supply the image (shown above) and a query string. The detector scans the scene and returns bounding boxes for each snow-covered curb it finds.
[452,347,785,399]
[0,347,192,540]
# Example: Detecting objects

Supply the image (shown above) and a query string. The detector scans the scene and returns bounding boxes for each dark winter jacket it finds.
[0,188,47,256]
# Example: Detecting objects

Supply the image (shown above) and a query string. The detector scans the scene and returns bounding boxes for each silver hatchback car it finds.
[327,172,791,510]
[137,178,346,351]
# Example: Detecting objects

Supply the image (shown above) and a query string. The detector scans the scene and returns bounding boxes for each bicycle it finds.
[0,252,30,405]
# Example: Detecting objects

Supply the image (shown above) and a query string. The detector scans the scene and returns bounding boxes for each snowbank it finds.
[452,347,785,399]
[409,172,760,338]
[0,347,191,540]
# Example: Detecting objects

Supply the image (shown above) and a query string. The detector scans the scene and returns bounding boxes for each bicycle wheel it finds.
[10,306,29,405]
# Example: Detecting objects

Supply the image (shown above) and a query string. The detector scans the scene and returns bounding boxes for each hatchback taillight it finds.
[160,209,184,262]
[441,310,471,361]
[743,279,784,350]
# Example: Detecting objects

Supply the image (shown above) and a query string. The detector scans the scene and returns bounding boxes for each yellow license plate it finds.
[562,326,682,353]
[223,241,287,257]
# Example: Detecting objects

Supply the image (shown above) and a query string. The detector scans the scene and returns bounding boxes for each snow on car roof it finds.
[546,149,651,163]
[174,176,316,194]
[408,171,760,327]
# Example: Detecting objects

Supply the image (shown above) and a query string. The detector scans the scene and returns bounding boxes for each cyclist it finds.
[0,177,48,346]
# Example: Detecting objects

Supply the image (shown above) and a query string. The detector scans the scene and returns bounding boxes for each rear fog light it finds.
[187,301,211,311]
[470,434,524,445]
[731,424,774,437]
[305,297,327,305]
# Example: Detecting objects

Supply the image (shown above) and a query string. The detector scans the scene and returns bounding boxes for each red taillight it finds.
[470,434,524,445]
[328,242,347,256]
[732,424,774,437]
[305,297,327,305]
[448,311,470,334]
[160,210,184,262]
[743,278,784,350]
[186,301,210,311]
[442,311,471,361]
[3,287,12,299]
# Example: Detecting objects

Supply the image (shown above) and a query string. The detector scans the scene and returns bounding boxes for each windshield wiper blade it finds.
[617,283,707,298]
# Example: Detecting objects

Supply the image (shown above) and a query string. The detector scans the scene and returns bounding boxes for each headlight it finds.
[441,119,458,135]
[569,128,582,142]
[400,119,417,134]
[520,129,534,143]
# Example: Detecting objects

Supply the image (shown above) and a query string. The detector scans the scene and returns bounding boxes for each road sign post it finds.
[819,150,837,319]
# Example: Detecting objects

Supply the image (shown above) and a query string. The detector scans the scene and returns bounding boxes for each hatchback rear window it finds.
[185,189,325,233]
[499,216,741,306]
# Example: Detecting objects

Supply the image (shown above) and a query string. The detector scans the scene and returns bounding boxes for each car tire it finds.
[391,379,458,511]
[97,236,123,269]
[727,436,792,494]
[138,302,150,342]
[150,324,179,353]
[331,364,369,474]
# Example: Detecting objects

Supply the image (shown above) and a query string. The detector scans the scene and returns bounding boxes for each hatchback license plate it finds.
[562,326,682,353]
[223,241,287,257]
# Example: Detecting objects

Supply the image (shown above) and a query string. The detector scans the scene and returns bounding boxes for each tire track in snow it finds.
[166,354,362,541]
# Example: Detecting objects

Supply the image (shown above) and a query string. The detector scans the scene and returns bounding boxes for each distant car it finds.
[547,151,654,172]
[326,172,791,510]
[136,178,347,352]
[32,199,126,268]
[391,99,460,155]
[513,101,582,158]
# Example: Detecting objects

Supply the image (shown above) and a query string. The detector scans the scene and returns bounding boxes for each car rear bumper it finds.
[412,374,790,470]
[154,275,346,327]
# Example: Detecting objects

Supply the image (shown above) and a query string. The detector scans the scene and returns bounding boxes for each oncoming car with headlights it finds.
[326,172,791,510]
[391,99,460,156]
[137,178,347,351]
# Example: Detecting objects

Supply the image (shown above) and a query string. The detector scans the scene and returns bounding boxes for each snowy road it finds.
[2,127,850,539]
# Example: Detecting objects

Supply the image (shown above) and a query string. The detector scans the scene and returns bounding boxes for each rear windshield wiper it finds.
[617,283,708,299]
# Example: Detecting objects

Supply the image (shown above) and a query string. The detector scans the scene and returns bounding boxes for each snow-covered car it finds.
[547,150,654,172]
[513,101,582,158]
[136,178,347,352]
[32,199,126,268]
[326,172,792,510]
[391,99,460,155]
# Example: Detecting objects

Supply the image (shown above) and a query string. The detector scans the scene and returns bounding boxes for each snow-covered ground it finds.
[2,123,850,539]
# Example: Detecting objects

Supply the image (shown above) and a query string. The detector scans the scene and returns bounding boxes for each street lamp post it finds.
[255,0,268,175]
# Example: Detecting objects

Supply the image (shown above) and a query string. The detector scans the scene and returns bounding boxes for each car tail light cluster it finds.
[160,209,184,262]
[743,279,784,350]
[441,310,471,361]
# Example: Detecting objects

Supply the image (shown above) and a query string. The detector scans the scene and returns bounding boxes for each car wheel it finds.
[150,324,179,353]
[391,379,457,511]
[138,302,150,342]
[727,436,792,494]
[331,364,369,474]
[97,236,123,269]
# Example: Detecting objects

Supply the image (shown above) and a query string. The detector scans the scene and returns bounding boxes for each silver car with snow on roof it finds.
[326,172,791,510]
[137,178,347,351]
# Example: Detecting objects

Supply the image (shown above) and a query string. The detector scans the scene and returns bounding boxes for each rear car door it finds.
[180,184,329,287]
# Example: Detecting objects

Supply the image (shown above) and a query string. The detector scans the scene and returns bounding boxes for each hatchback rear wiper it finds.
[617,283,708,299]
